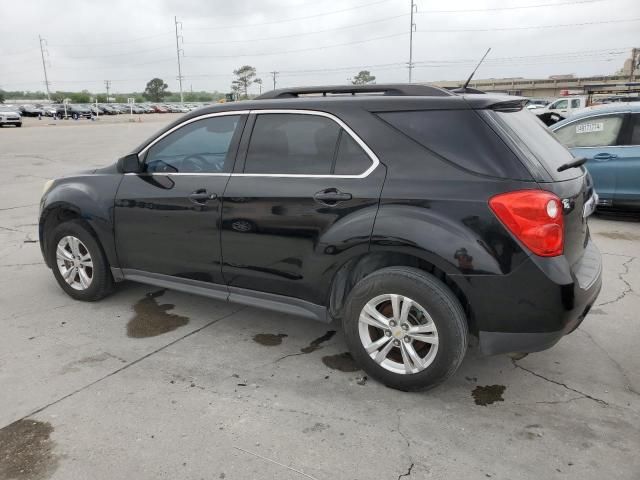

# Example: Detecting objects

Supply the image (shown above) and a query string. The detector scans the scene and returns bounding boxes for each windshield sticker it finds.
[576,122,604,134]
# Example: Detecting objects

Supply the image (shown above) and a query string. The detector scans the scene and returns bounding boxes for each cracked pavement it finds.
[0,118,639,479]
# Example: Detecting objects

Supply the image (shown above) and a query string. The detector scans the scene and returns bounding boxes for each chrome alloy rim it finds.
[358,294,439,375]
[56,236,93,291]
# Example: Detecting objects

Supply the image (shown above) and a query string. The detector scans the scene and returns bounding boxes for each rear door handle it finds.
[314,189,352,204]
[593,153,617,161]
[189,189,217,204]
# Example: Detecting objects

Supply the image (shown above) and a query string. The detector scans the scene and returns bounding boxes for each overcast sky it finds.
[1,0,638,95]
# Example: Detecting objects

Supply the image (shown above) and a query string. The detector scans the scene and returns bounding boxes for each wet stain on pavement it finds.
[588,308,606,315]
[302,422,329,433]
[596,231,640,241]
[253,333,288,346]
[322,352,360,372]
[127,289,189,338]
[301,330,336,353]
[472,385,506,406]
[0,419,59,480]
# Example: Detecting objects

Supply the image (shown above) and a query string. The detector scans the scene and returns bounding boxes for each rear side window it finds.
[377,109,531,179]
[245,114,340,174]
[553,114,624,148]
[487,109,579,181]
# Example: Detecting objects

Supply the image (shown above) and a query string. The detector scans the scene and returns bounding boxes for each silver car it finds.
[0,106,22,127]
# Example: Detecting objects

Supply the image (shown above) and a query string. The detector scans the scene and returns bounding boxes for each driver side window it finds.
[145,115,240,173]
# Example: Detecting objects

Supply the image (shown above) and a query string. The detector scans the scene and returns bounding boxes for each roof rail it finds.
[255,84,453,100]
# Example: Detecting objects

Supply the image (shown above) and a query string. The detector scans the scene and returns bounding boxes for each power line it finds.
[418,16,640,33]
[48,32,174,48]
[185,14,408,45]
[417,0,603,13]
[189,0,395,30]
[185,32,407,59]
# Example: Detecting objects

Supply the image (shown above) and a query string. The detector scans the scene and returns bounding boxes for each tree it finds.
[143,78,169,102]
[231,65,258,99]
[0,90,4,103]
[351,70,376,85]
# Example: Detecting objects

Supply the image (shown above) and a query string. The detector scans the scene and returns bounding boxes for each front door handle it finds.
[593,153,618,161]
[189,189,217,204]
[314,188,352,205]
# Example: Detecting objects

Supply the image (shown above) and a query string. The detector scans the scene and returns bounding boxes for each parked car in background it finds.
[42,105,58,117]
[151,104,168,113]
[534,96,588,125]
[551,103,640,210]
[525,98,550,110]
[99,104,120,115]
[19,105,45,117]
[0,106,22,127]
[55,104,92,120]
[39,84,601,391]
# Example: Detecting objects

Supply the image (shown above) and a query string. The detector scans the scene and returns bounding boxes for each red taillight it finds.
[489,190,564,257]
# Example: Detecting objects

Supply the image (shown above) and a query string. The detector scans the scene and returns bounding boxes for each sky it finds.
[1,0,639,95]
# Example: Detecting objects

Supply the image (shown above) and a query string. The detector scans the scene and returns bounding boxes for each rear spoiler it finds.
[487,99,528,112]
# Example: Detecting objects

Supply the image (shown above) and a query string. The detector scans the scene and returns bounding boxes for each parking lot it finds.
[1,119,639,480]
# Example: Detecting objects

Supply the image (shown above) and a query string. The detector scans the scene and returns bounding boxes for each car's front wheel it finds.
[343,267,468,391]
[48,220,113,301]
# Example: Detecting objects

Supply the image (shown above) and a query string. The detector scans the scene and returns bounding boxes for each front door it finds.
[221,111,385,306]
[115,113,246,284]
[614,113,640,207]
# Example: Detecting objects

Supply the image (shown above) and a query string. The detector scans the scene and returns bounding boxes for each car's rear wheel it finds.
[343,267,468,391]
[48,220,113,301]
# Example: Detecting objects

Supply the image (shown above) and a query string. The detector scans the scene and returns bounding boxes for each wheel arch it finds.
[327,251,476,334]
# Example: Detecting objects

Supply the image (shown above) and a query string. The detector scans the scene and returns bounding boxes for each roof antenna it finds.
[457,47,491,93]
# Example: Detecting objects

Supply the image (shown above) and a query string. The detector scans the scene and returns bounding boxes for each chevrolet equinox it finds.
[39,85,602,390]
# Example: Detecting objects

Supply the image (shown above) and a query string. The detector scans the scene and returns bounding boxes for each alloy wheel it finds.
[358,294,439,375]
[55,236,94,291]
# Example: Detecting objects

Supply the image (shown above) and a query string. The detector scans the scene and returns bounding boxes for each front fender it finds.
[39,174,123,267]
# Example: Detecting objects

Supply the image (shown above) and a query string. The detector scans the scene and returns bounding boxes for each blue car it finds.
[551,103,640,209]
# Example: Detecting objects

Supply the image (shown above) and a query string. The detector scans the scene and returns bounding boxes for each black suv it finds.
[39,85,602,390]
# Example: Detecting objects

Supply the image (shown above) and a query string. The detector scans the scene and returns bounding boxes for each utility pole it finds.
[408,0,417,83]
[631,47,638,82]
[104,80,111,103]
[38,35,51,101]
[270,71,279,90]
[174,16,184,105]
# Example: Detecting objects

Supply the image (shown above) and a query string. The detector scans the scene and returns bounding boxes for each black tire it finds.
[16,123,22,128]
[47,220,114,301]
[342,267,468,391]
[72,113,79,120]
[56,114,63,120]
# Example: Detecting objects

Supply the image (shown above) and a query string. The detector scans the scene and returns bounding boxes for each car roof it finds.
[552,102,640,128]
[186,92,522,118]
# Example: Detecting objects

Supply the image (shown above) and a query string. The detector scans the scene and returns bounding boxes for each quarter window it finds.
[570,99,581,108]
[553,115,624,148]
[333,131,372,175]
[145,115,240,173]
[630,114,640,145]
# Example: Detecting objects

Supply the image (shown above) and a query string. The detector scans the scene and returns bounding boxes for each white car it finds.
[0,106,22,127]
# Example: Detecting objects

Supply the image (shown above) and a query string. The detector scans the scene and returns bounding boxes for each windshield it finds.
[485,108,581,181]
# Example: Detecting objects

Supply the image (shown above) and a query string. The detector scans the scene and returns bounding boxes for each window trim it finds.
[132,109,379,178]
[235,109,379,178]
[551,111,630,149]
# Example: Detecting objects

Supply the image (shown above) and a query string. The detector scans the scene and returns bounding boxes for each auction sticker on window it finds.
[576,122,604,134]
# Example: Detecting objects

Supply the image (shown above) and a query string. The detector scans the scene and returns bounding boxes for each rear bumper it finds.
[454,238,602,355]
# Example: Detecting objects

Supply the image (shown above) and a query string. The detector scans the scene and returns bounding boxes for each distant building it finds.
[429,48,640,98]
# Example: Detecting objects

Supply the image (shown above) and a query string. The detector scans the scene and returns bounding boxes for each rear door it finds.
[614,112,640,207]
[553,112,628,204]
[115,112,246,284]
[220,110,385,306]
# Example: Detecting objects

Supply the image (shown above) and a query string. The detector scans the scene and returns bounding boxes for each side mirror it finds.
[117,153,141,173]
